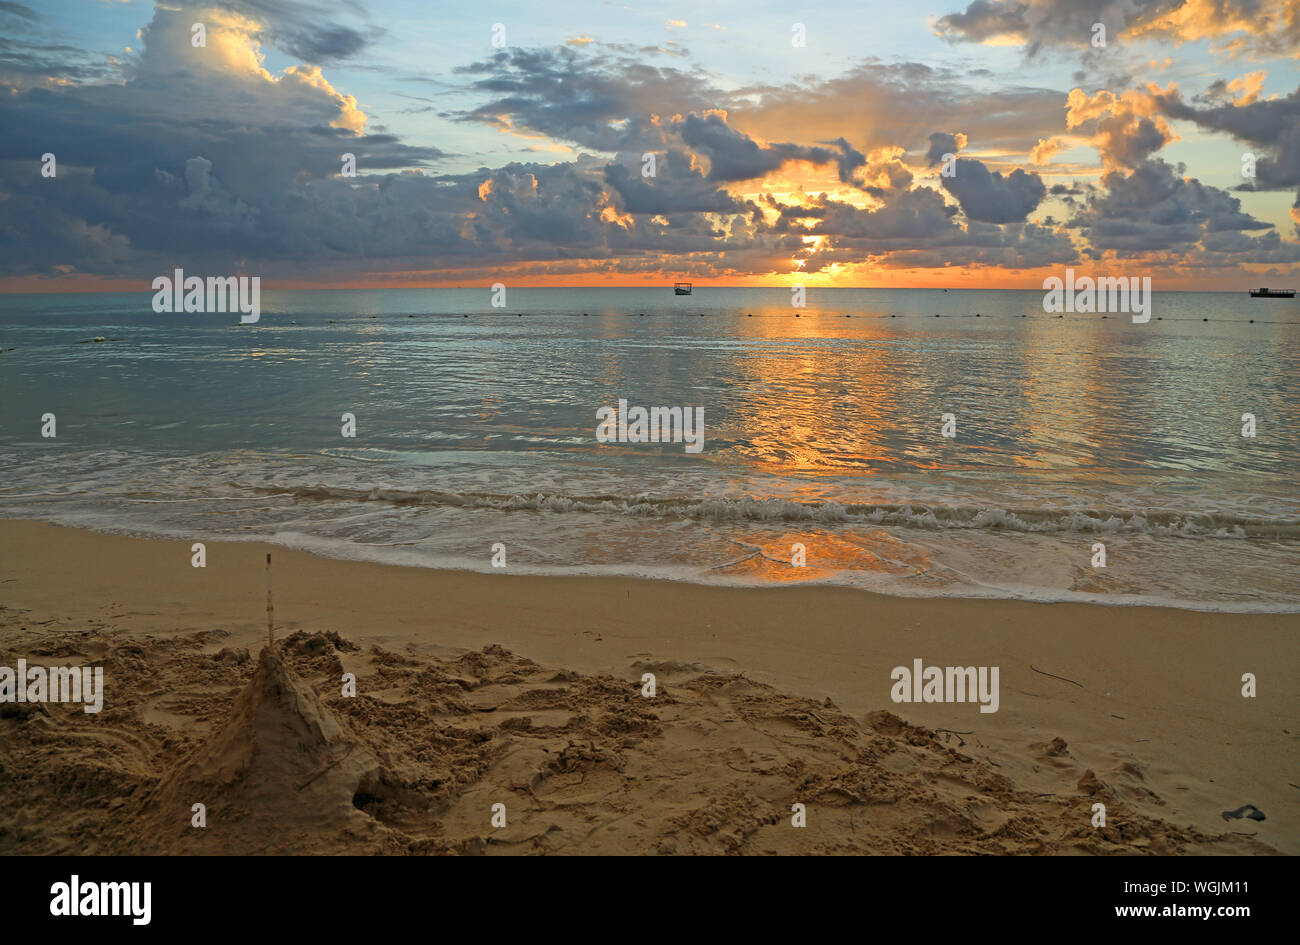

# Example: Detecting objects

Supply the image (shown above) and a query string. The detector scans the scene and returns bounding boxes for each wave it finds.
[250,484,1300,539]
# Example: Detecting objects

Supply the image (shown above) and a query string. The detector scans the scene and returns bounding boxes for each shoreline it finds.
[2,518,1296,854]
[4,513,1296,616]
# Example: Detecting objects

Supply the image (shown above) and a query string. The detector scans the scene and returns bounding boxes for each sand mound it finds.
[0,618,1280,855]
[120,645,382,854]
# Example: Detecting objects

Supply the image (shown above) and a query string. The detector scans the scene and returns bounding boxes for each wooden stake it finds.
[266,552,274,648]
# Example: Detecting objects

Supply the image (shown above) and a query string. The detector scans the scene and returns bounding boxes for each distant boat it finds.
[674,282,692,296]
[1249,287,1295,298]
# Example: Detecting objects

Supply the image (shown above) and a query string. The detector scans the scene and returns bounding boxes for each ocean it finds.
[2,286,1298,611]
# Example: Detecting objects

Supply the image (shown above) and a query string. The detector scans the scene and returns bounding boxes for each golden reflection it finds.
[716,310,909,479]
[712,529,932,583]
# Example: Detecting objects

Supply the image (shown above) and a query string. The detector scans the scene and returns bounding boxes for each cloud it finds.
[1067,158,1276,255]
[1066,86,1178,171]
[773,182,1076,271]
[2,3,1294,285]
[1030,136,1065,164]
[1200,70,1267,106]
[0,2,117,87]
[603,150,746,214]
[455,50,1066,178]
[925,131,967,165]
[677,112,863,182]
[215,0,377,63]
[1153,82,1300,189]
[942,158,1047,223]
[0,3,441,277]
[452,46,718,154]
[935,0,1300,59]
[736,61,1066,166]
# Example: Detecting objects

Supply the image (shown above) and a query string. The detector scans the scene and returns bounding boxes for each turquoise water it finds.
[2,286,1298,610]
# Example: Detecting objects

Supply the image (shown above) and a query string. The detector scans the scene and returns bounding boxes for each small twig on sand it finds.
[1030,664,1083,688]
[295,743,356,791]
[266,553,274,648]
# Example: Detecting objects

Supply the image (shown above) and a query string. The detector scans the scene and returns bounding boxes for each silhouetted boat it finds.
[674,282,692,296]
[1249,287,1295,298]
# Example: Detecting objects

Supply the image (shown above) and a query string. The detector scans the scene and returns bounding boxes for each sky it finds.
[1,0,1298,291]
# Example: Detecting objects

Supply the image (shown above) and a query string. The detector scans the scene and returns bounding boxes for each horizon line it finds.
[0,283,1276,297]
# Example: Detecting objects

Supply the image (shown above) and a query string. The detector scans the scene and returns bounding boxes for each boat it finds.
[1249,287,1295,298]
[674,282,692,296]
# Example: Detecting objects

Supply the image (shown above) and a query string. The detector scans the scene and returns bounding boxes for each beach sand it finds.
[0,519,1294,855]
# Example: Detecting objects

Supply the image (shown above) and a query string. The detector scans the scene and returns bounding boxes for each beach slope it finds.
[0,520,1293,854]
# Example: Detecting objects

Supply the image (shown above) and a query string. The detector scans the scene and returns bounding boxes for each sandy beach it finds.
[0,518,1293,855]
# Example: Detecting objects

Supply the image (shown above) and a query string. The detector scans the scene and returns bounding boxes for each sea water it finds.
[2,286,1297,611]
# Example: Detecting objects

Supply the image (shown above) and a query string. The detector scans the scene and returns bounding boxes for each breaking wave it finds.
[252,484,1300,539]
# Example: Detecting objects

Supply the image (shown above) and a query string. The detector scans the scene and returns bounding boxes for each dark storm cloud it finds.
[603,151,745,214]
[925,132,964,165]
[0,3,441,277]
[1106,117,1170,169]
[941,158,1047,224]
[1153,84,1300,190]
[454,51,907,185]
[677,113,862,182]
[453,46,719,153]
[1067,159,1275,253]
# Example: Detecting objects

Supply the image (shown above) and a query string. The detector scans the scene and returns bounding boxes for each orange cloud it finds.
[1066,84,1179,171]
[1226,70,1266,105]
[1030,136,1065,165]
